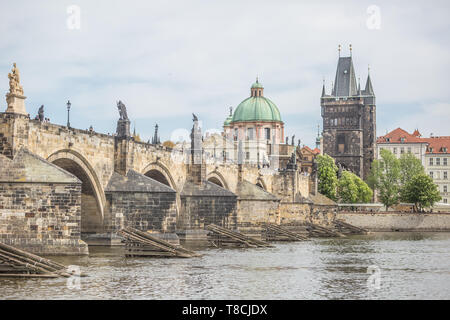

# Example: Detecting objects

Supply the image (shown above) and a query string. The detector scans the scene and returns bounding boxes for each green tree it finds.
[353,174,373,203]
[399,152,425,185]
[400,173,441,212]
[368,149,401,210]
[316,154,338,201]
[338,170,373,203]
[338,171,358,203]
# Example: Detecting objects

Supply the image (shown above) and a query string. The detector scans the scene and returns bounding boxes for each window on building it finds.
[400,137,405,142]
[437,158,441,166]
[393,147,397,154]
[247,128,254,140]
[443,147,448,153]
[264,128,270,140]
[246,152,250,160]
[337,134,345,153]
[234,128,238,140]
[444,172,448,180]
[408,147,412,153]
[430,171,434,179]
[444,185,448,193]
[444,158,448,166]
[444,199,448,204]
[400,147,405,154]
[430,158,434,166]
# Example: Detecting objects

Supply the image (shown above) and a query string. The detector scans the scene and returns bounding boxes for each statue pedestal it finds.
[116,119,130,137]
[5,93,27,116]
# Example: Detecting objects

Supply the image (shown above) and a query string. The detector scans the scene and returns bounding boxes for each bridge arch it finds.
[206,171,229,190]
[47,149,105,234]
[142,162,177,190]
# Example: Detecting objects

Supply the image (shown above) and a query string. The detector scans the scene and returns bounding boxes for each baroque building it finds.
[222,78,288,167]
[377,128,450,204]
[320,49,376,179]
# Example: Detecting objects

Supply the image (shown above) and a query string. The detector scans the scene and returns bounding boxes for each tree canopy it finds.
[316,154,338,201]
[367,149,401,209]
[368,149,440,211]
[400,173,441,212]
[338,170,373,203]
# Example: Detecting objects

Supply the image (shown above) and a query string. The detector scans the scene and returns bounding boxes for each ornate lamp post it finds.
[66,100,71,128]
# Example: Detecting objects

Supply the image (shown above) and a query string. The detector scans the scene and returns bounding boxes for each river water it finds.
[1,232,449,300]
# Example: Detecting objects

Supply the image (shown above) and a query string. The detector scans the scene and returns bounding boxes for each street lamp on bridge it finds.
[66,100,71,128]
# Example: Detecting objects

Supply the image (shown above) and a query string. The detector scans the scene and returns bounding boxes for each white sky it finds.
[1,0,449,146]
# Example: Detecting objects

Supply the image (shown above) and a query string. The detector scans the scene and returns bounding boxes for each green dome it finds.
[232,96,282,123]
[251,81,264,89]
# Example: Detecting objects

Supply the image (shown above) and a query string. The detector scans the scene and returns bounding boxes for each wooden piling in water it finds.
[306,223,346,238]
[333,220,369,235]
[263,224,309,241]
[118,227,201,258]
[0,242,74,278]
[206,224,274,248]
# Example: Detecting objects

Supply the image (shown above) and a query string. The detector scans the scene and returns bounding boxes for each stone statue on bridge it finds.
[38,105,44,122]
[117,100,129,120]
[8,63,24,96]
[291,135,295,146]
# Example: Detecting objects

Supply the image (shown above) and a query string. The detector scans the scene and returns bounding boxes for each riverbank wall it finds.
[337,212,450,232]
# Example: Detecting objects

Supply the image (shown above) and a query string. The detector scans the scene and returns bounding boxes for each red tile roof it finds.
[301,146,320,155]
[377,128,450,154]
[377,127,427,144]
[422,136,450,154]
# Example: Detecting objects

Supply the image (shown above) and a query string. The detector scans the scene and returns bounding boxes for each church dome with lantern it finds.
[223,79,284,145]
[231,79,282,123]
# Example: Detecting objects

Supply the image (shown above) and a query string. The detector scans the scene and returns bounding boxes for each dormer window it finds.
[385,137,390,142]
[400,137,405,142]
[429,147,433,153]
[443,147,448,153]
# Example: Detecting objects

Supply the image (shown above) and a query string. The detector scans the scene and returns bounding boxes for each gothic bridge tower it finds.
[320,46,376,179]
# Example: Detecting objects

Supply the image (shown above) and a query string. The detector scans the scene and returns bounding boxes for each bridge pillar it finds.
[114,118,134,175]
[0,64,29,159]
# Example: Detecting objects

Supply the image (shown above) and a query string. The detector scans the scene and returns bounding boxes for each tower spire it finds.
[364,65,374,96]
[321,78,326,97]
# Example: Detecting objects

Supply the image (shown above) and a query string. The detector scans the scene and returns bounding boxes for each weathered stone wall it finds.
[237,199,279,226]
[0,113,29,159]
[105,192,177,233]
[279,203,311,224]
[310,205,337,227]
[180,194,237,230]
[0,182,88,255]
[337,212,450,231]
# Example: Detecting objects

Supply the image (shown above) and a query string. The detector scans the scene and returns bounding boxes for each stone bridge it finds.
[0,69,328,255]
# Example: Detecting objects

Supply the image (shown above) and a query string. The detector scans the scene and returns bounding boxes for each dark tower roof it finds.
[332,56,358,97]
[363,73,374,96]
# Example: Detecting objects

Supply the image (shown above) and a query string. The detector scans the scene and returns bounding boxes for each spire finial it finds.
[368,64,370,75]
[256,75,259,83]
[338,44,341,57]
[317,123,320,137]
[349,44,352,56]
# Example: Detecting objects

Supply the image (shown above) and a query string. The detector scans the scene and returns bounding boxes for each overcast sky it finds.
[1,0,449,147]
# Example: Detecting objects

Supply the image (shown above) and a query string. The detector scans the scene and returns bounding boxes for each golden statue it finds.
[8,63,23,95]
